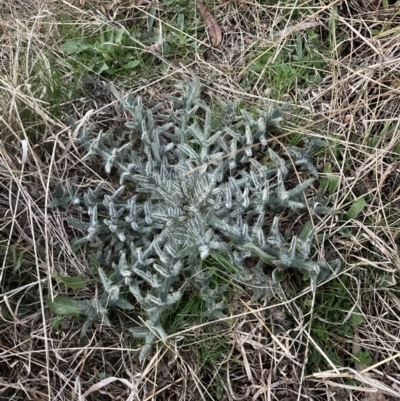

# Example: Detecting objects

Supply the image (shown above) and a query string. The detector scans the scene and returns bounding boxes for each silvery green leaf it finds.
[145,294,164,307]
[129,282,144,302]
[98,268,113,292]
[102,314,112,327]
[243,243,275,265]
[115,298,135,310]
[133,268,161,288]
[66,217,90,231]
[129,326,150,338]
[269,149,288,178]
[267,217,285,247]
[114,252,131,278]
[199,244,210,259]
[139,343,153,362]
[286,178,315,198]
[146,322,167,341]
[81,319,92,339]
[165,291,182,305]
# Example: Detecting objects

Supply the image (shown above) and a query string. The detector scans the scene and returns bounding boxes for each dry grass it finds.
[1,0,400,400]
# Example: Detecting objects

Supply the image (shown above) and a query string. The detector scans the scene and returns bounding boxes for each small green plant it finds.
[306,277,367,372]
[62,27,142,76]
[352,350,372,366]
[49,79,340,360]
[245,31,327,96]
[59,6,199,82]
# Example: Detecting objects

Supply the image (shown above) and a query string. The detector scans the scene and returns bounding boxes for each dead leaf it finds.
[195,0,222,47]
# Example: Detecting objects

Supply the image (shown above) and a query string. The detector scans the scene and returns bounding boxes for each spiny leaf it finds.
[115,298,135,310]
[129,326,150,338]
[49,79,339,360]
[243,243,275,265]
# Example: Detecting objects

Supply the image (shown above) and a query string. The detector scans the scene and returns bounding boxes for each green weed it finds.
[58,3,201,83]
[244,31,328,97]
[305,277,366,372]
